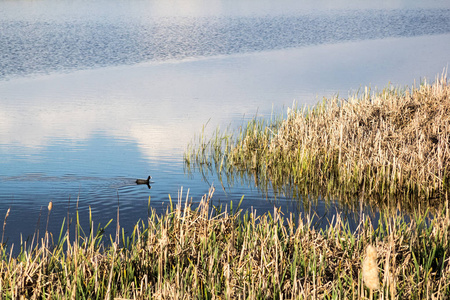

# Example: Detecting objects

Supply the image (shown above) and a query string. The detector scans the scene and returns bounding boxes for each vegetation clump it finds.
[0,188,449,299]
[186,75,450,202]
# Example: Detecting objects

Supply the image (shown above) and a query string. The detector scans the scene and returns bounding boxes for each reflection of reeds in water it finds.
[185,74,450,207]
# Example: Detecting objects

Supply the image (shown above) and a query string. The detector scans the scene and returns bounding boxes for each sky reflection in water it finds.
[0,0,450,248]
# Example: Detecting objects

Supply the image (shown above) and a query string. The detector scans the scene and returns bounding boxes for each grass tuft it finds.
[185,74,450,205]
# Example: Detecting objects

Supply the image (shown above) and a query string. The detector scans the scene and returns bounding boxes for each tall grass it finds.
[185,75,450,204]
[0,187,448,298]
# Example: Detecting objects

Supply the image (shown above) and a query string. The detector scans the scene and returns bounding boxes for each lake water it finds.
[1,0,450,248]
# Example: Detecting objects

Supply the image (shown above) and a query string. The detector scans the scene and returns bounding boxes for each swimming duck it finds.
[136,176,151,184]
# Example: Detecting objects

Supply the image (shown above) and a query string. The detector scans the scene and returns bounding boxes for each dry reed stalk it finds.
[44,201,53,249]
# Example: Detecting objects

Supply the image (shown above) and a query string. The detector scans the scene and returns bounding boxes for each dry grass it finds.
[186,74,450,203]
[0,187,449,299]
[269,75,450,199]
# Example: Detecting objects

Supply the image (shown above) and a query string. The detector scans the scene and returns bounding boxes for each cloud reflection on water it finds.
[1,34,449,162]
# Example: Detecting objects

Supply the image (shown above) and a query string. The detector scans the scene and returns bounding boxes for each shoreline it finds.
[0,187,448,298]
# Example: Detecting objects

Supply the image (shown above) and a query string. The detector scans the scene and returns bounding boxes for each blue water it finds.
[2,9,450,80]
[1,0,450,249]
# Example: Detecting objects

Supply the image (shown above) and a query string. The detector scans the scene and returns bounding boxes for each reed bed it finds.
[185,75,450,203]
[0,188,449,299]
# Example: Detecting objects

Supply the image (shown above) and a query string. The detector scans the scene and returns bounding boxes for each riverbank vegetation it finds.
[185,75,450,206]
[0,188,449,299]
[2,76,449,299]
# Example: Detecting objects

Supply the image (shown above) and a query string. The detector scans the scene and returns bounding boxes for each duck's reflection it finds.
[136,176,152,189]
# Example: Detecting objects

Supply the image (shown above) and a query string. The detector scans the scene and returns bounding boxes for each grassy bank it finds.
[0,188,449,299]
[2,76,449,299]
[185,75,450,204]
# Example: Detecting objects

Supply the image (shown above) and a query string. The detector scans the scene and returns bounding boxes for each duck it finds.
[136,175,151,184]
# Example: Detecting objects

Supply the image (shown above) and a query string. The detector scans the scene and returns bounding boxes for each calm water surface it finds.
[1,0,450,248]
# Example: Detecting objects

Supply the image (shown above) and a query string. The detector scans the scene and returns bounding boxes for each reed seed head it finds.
[362,244,380,290]
[48,201,53,212]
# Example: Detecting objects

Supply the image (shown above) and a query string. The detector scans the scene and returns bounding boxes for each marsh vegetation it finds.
[185,75,450,209]
[0,188,449,298]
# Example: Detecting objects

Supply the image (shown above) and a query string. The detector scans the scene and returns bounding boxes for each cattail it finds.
[362,244,380,291]
[45,201,53,243]
[1,207,11,245]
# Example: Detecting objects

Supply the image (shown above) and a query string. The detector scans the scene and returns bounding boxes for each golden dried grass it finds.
[186,74,450,203]
[0,188,449,299]
[267,75,450,199]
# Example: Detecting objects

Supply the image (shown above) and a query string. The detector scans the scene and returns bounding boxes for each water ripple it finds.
[1,9,449,80]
